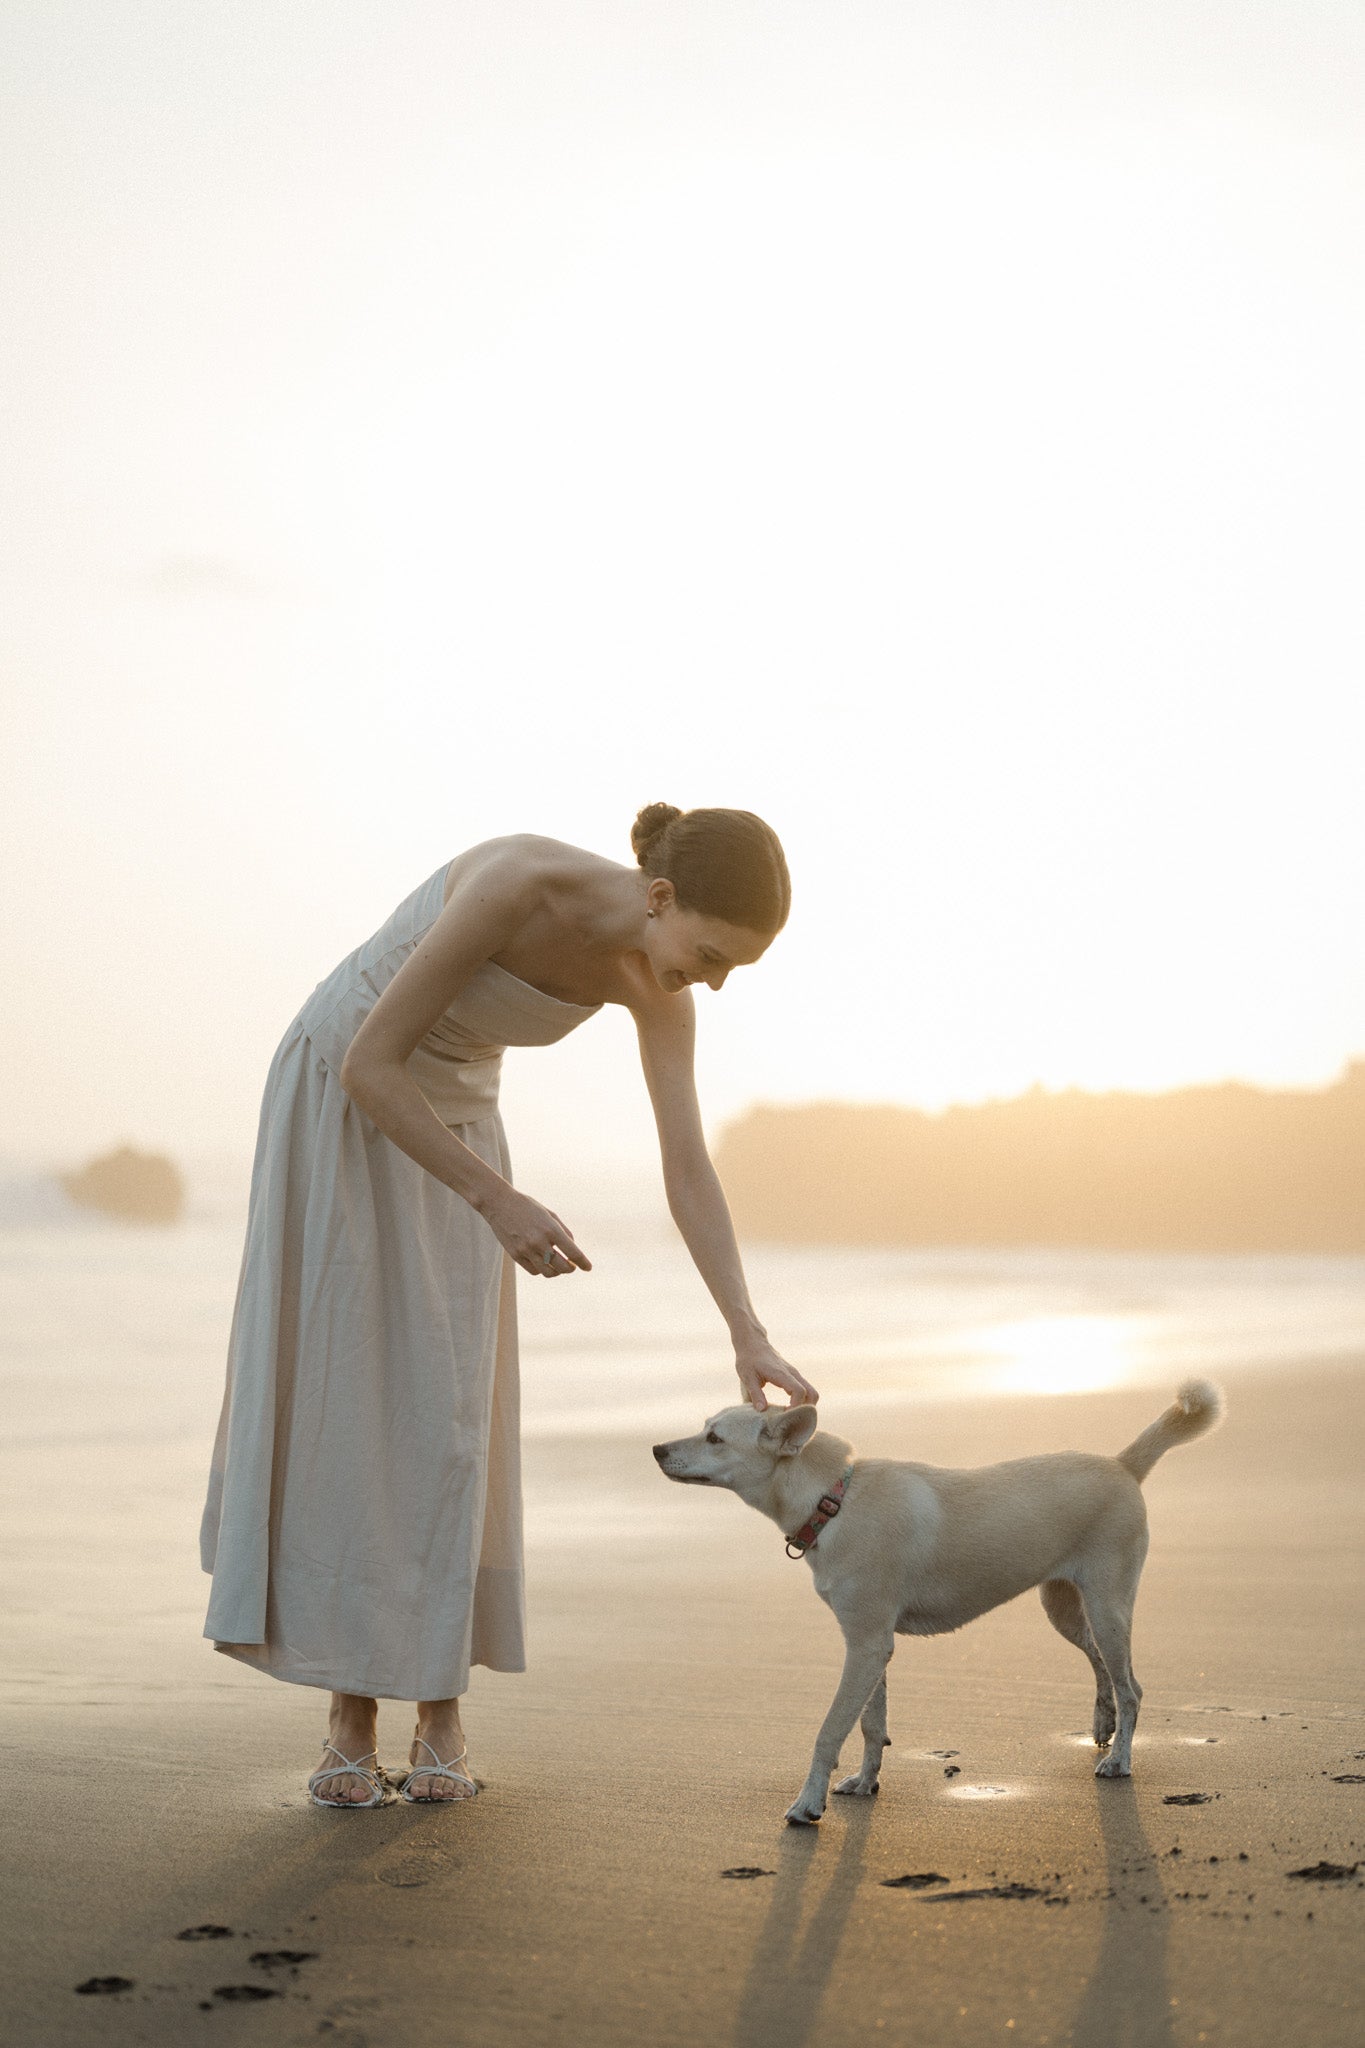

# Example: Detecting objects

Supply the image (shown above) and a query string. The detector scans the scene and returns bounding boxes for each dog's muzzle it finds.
[652,1444,712,1485]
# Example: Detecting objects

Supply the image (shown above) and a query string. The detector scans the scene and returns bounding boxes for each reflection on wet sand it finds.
[1072,1780,1174,2048]
[729,1806,875,2048]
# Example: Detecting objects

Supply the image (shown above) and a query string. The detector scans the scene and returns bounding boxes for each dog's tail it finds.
[1117,1379,1226,1483]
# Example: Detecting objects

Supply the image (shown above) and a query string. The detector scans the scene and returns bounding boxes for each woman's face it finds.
[644,881,772,994]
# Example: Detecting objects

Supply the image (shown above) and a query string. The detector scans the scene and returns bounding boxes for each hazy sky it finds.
[3,2,1362,1179]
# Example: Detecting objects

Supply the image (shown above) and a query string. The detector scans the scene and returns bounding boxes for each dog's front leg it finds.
[833,1673,889,1799]
[786,1635,893,1826]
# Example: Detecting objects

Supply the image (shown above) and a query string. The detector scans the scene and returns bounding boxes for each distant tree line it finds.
[714,1064,1365,1252]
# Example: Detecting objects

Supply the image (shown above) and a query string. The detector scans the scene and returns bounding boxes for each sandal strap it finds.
[308,1744,389,1807]
[403,1736,476,1798]
[410,1737,466,1772]
[321,1743,379,1770]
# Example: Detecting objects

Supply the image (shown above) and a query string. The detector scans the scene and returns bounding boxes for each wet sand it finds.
[1,1365,1362,2045]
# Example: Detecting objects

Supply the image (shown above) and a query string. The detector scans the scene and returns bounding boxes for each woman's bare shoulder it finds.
[442,834,611,905]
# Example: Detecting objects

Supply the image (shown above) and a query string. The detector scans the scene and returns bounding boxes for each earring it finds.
[646,909,656,918]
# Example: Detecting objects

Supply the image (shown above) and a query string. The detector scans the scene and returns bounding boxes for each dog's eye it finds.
[706,1431,722,1445]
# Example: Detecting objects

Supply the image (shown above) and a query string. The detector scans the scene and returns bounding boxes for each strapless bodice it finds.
[295,862,601,1124]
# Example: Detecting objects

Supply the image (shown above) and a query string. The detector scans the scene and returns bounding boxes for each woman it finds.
[200,802,816,1807]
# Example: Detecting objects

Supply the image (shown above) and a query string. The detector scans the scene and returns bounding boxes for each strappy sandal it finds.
[399,1734,478,1804]
[307,1743,393,1809]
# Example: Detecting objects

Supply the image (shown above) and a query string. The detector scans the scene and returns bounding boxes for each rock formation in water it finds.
[715,1063,1365,1253]
[60,1146,186,1225]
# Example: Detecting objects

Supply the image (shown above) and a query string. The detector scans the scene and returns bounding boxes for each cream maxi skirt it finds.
[200,1020,525,1699]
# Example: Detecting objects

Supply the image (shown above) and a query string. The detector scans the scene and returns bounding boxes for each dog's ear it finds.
[760,1404,819,1457]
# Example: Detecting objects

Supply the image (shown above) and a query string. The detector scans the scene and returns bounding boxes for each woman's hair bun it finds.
[631,802,683,866]
[629,802,791,932]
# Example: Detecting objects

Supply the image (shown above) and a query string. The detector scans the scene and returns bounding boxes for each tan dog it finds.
[653,1381,1224,1825]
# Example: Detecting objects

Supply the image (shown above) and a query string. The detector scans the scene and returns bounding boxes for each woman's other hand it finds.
[482,1188,592,1278]
[734,1340,818,1412]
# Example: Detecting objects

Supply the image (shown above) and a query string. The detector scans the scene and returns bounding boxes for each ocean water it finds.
[2,1159,1364,1456]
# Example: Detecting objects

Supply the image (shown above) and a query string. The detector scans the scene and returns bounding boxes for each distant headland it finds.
[715,1064,1365,1253]
[60,1146,186,1225]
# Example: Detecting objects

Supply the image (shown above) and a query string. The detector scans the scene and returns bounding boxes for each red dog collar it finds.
[785,1468,853,1559]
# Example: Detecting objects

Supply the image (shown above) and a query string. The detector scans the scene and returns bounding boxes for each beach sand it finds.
[1,1365,1362,2046]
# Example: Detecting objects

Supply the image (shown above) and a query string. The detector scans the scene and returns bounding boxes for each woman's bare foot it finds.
[407,1698,475,1801]
[311,1692,382,1805]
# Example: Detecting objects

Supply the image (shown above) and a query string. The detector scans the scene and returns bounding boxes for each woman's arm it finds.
[337,843,590,1277]
[633,989,817,1411]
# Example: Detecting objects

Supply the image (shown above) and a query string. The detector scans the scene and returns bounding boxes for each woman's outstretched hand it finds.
[735,1340,819,1412]
[482,1188,592,1278]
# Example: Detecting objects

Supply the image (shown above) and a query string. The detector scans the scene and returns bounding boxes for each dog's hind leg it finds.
[785,1633,894,1826]
[1075,1551,1146,1778]
[1039,1578,1116,1748]
[832,1673,889,1799]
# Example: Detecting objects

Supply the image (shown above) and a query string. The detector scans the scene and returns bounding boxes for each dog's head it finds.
[653,1403,820,1499]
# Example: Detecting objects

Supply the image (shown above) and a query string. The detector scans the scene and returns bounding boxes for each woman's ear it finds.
[646,876,677,916]
[760,1404,819,1456]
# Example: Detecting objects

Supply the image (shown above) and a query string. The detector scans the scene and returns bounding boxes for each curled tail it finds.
[1118,1379,1226,1482]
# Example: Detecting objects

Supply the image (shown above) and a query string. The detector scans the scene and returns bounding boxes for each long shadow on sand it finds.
[729,1806,874,2048]
[1071,1780,1174,2048]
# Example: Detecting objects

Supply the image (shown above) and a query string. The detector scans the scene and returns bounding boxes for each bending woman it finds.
[200,803,816,1806]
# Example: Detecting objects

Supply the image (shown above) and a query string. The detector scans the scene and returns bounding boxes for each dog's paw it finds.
[1093,1703,1117,1745]
[784,1800,824,1826]
[832,1774,880,1798]
[1094,1753,1131,1779]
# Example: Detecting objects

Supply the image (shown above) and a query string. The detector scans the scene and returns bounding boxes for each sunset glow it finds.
[974,1314,1138,1400]
[1,4,1361,1178]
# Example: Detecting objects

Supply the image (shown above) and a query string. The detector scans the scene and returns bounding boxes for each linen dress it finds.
[200,860,601,1700]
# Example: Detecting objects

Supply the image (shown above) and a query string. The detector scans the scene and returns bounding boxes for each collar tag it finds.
[784,1467,854,1559]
